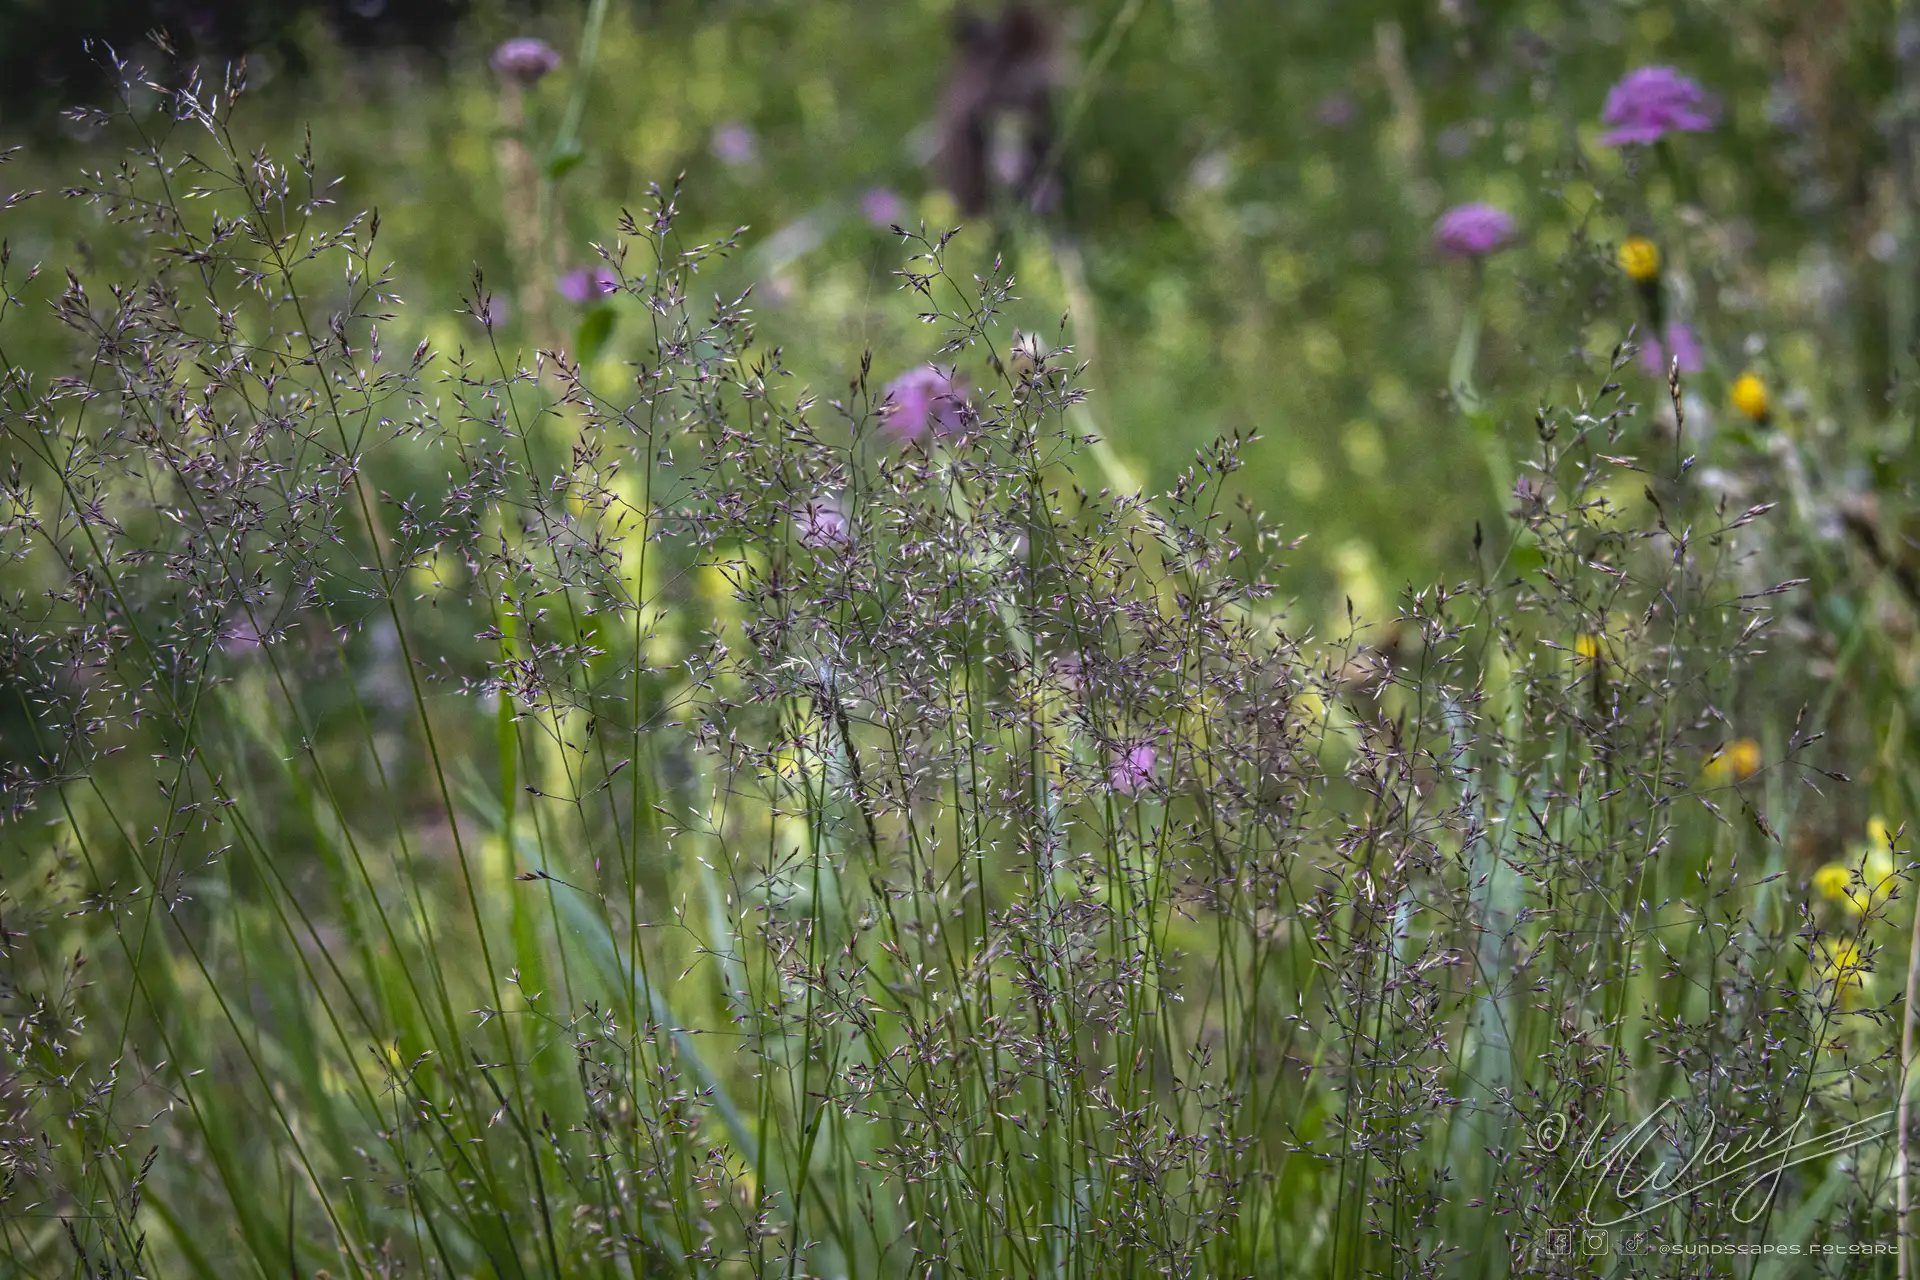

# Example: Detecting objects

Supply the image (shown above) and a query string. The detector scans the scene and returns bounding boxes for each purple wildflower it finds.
[556,265,619,304]
[880,366,967,444]
[1434,203,1516,257]
[711,122,758,167]
[473,294,509,331]
[1599,67,1717,146]
[795,498,852,550]
[491,38,561,86]
[1108,743,1158,796]
[1315,91,1358,129]
[1639,321,1703,376]
[861,188,906,229]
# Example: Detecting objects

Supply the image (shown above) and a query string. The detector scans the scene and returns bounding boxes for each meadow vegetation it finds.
[2,2,1919,1276]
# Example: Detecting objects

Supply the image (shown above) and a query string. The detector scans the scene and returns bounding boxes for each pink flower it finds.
[491,38,561,85]
[711,122,758,167]
[556,265,619,304]
[880,365,967,443]
[1434,203,1515,257]
[1639,321,1703,376]
[1107,743,1158,796]
[1599,67,1717,146]
[795,498,852,550]
[861,187,906,228]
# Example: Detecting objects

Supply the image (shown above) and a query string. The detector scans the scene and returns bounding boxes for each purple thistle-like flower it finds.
[795,498,853,550]
[1599,67,1717,146]
[556,265,619,304]
[1315,91,1357,129]
[1108,743,1158,796]
[711,122,758,166]
[1434,203,1516,257]
[491,38,561,85]
[1639,321,1703,376]
[880,366,967,443]
[861,188,906,229]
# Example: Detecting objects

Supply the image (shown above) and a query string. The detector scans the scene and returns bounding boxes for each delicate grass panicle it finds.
[0,56,1903,1280]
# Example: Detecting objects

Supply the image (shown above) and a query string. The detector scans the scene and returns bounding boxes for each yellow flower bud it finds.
[1730,372,1770,423]
[1702,738,1762,785]
[1617,237,1661,282]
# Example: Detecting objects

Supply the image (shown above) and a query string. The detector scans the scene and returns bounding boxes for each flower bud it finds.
[1617,237,1660,282]
[1730,372,1770,423]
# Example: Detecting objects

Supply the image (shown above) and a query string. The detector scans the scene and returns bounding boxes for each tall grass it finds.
[0,57,1907,1279]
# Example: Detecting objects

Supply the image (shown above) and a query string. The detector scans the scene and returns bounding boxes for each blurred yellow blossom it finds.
[1814,816,1902,916]
[1730,372,1770,423]
[1811,863,1853,902]
[1814,858,1896,915]
[1571,625,1626,668]
[1702,738,1761,785]
[1815,935,1871,1008]
[1617,237,1661,282]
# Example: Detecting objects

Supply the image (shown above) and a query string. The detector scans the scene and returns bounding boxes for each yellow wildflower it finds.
[1573,617,1628,667]
[1730,372,1770,424]
[1813,816,1903,916]
[1812,863,1854,903]
[1617,237,1661,282]
[1819,822,1904,932]
[1571,631,1618,683]
[1814,860,1896,915]
[1702,738,1762,785]
[1815,935,1871,1008]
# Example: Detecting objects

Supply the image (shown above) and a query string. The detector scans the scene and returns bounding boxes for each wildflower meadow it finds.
[2,2,1919,1277]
